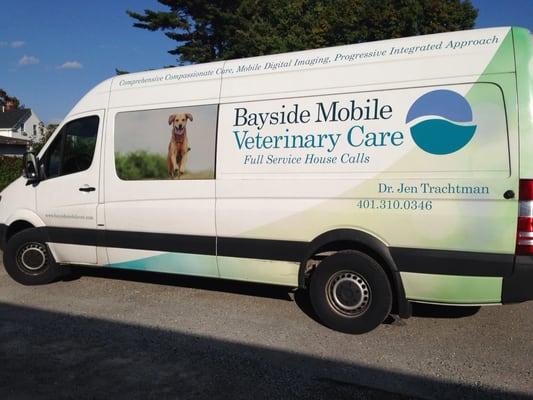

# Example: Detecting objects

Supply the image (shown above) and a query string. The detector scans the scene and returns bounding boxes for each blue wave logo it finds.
[406,90,476,155]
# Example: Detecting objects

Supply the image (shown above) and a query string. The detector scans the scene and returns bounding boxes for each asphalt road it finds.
[0,259,532,400]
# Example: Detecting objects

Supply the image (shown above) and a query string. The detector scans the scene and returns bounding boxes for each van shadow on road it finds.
[69,266,481,324]
[0,302,523,400]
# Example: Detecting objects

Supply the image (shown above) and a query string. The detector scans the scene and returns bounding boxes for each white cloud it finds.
[18,55,39,65]
[11,41,25,48]
[0,40,25,48]
[58,61,83,70]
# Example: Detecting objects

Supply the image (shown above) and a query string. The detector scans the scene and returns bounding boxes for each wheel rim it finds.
[326,271,371,317]
[16,242,48,273]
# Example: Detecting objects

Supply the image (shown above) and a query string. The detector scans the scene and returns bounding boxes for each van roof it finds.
[68,26,526,116]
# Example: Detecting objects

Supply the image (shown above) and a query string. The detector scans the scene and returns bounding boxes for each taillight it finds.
[517,179,533,255]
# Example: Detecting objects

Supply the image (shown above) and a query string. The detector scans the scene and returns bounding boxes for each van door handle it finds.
[79,186,96,192]
[503,190,515,199]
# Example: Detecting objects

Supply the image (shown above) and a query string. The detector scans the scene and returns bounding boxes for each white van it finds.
[1,27,532,333]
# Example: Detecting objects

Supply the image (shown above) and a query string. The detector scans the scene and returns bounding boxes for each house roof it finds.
[0,135,30,146]
[0,109,31,129]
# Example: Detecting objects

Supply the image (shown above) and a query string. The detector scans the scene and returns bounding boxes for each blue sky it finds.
[1,0,532,124]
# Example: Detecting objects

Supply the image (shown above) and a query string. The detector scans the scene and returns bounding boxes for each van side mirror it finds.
[22,151,41,183]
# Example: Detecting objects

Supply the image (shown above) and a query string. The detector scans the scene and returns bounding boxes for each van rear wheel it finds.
[309,251,392,334]
[3,228,62,285]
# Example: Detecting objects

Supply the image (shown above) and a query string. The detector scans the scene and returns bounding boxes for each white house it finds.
[0,135,30,156]
[0,108,45,143]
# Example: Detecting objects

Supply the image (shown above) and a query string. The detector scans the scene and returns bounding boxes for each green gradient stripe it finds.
[513,27,533,177]
[108,252,219,278]
[401,272,502,304]
[108,252,299,286]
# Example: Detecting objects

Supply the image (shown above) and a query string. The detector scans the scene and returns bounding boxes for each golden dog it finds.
[167,113,192,179]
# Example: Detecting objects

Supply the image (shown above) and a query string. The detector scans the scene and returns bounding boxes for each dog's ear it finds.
[168,114,176,125]
[185,113,193,122]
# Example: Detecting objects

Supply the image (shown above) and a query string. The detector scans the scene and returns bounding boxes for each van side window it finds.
[114,105,217,180]
[43,116,99,179]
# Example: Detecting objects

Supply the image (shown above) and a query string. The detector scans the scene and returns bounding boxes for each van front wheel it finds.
[309,251,392,334]
[3,229,62,285]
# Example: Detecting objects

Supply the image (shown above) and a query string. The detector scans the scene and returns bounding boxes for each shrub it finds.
[0,156,22,191]
[115,151,214,180]
[115,151,168,180]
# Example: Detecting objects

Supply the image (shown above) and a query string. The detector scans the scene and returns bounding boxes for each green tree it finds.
[127,0,477,64]
[115,68,130,75]
[0,89,21,109]
[31,123,59,153]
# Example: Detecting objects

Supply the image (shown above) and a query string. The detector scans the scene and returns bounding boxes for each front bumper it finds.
[502,256,533,303]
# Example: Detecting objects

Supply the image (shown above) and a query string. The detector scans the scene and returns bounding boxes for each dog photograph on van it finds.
[167,112,193,179]
[114,105,216,180]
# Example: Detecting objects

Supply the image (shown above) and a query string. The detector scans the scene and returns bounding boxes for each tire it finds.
[309,251,392,334]
[3,228,63,285]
